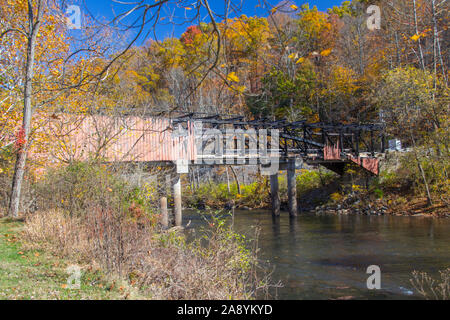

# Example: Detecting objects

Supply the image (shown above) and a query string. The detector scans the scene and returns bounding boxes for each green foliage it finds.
[249,64,317,121]
[328,1,357,17]
[376,67,444,143]
[193,212,253,273]
[154,229,186,249]
[186,170,337,209]
[186,179,270,209]
[296,169,336,196]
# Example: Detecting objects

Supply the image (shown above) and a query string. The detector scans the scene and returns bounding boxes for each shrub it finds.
[185,179,270,209]
[35,161,158,220]
[0,147,14,209]
[296,169,337,196]
[185,169,337,209]
[0,146,35,213]
[24,162,273,299]
[330,192,343,202]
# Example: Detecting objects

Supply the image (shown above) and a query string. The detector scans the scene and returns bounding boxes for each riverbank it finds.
[0,218,132,300]
[1,208,268,300]
[311,194,449,218]
[185,164,449,218]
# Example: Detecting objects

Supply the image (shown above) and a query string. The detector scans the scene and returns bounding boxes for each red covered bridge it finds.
[29,113,385,225]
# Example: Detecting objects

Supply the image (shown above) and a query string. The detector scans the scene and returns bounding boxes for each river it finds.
[184,210,450,300]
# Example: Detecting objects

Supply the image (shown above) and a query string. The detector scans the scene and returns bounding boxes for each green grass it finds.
[0,217,132,300]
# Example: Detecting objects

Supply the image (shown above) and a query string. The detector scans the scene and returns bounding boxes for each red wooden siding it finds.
[32,116,197,163]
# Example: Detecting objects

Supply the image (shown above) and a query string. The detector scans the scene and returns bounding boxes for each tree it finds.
[375,66,448,204]
[6,0,45,217]
[2,0,124,217]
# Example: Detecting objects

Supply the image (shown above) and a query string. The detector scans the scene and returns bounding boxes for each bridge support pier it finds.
[157,174,169,228]
[287,158,298,217]
[160,196,168,228]
[270,174,280,217]
[173,174,183,227]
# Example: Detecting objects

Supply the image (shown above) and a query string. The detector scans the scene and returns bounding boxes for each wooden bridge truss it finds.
[171,112,385,175]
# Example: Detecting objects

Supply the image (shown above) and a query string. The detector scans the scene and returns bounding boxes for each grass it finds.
[0,217,134,300]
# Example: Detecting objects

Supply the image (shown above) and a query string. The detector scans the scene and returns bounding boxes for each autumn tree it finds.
[1,0,126,217]
[375,66,448,204]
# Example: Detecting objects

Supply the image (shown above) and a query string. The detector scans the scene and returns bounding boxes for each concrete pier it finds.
[173,174,182,226]
[287,158,298,217]
[270,174,281,217]
[160,196,168,228]
[157,174,169,228]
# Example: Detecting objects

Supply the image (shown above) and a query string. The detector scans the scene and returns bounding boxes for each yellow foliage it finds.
[320,48,332,57]
[229,85,247,94]
[331,192,343,202]
[411,34,420,42]
[226,72,240,83]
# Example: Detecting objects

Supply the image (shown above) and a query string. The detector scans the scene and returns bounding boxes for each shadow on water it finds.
[184,210,450,300]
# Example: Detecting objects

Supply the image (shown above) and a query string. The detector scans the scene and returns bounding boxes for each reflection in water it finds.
[184,210,450,300]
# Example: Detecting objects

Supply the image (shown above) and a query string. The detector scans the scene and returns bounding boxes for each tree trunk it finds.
[410,133,433,206]
[229,166,241,195]
[431,0,447,86]
[226,167,231,193]
[412,0,425,70]
[8,0,43,217]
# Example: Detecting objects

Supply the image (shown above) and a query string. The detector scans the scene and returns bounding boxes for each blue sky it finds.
[69,0,344,45]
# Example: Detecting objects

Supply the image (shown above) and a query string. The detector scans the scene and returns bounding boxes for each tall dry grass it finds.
[21,162,274,300]
[23,209,271,299]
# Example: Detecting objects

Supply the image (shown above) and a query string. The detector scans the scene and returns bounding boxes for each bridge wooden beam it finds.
[287,158,298,217]
[270,174,281,217]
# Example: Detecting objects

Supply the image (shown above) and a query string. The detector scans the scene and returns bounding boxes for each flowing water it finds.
[184,210,450,300]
